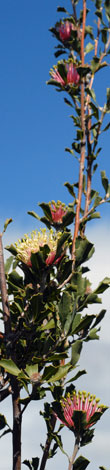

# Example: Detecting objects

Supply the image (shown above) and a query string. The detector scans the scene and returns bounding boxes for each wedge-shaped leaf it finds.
[73,455,90,470]
[25,364,38,379]
[101,170,109,193]
[72,315,95,335]
[5,256,13,274]
[71,340,82,367]
[57,6,68,13]
[39,202,52,220]
[66,369,86,384]
[6,244,17,256]
[62,210,75,228]
[64,182,76,198]
[104,0,110,20]
[106,87,110,112]
[64,97,73,107]
[8,270,23,288]
[85,42,94,54]
[0,359,20,376]
[30,293,43,320]
[85,327,99,341]
[42,363,71,383]
[93,309,106,327]
[27,210,40,220]
[23,461,32,470]
[0,414,7,430]
[94,277,110,294]
[31,458,39,470]
[3,218,13,233]
[75,237,95,267]
[59,291,73,333]
[56,231,70,258]
[41,318,55,330]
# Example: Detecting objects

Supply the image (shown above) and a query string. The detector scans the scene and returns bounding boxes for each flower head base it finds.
[55,390,107,433]
[50,200,67,223]
[59,21,72,41]
[15,229,63,267]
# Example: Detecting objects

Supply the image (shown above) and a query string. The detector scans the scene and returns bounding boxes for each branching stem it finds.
[71,0,86,260]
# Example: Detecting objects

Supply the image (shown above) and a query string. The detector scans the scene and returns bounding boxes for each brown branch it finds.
[71,0,77,22]
[0,385,12,402]
[11,377,22,470]
[71,0,86,260]
[0,234,11,336]
[68,439,79,470]
[39,415,56,470]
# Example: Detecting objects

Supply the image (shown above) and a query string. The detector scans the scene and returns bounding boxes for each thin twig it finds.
[68,439,79,470]
[39,415,56,470]
[0,234,11,335]
[71,0,86,260]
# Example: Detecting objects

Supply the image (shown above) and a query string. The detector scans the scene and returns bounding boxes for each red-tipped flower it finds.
[67,63,80,85]
[55,390,107,431]
[50,201,67,223]
[50,63,80,87]
[59,21,72,41]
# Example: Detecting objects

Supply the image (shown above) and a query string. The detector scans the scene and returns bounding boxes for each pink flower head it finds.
[55,390,106,432]
[66,63,80,85]
[59,21,72,41]
[50,201,67,223]
[50,67,65,86]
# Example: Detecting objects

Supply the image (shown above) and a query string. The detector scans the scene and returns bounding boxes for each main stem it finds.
[0,233,11,335]
[68,439,79,470]
[39,415,56,470]
[71,0,86,260]
[12,377,22,470]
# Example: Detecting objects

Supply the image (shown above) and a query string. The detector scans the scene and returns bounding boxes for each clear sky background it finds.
[0,1,110,469]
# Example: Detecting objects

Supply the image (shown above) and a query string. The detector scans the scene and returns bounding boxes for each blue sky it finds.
[0,1,110,469]
[0,0,110,237]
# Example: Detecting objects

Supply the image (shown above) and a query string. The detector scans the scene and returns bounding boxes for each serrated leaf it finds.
[3,218,13,234]
[66,369,86,384]
[23,461,32,470]
[94,277,110,294]
[71,340,82,367]
[0,414,7,430]
[5,256,13,274]
[0,359,20,376]
[27,211,40,220]
[85,42,94,54]
[73,455,90,470]
[75,237,95,267]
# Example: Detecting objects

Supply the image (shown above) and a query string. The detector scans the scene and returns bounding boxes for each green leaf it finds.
[93,309,106,327]
[27,211,40,220]
[0,359,20,376]
[104,0,110,20]
[42,363,71,383]
[64,182,76,198]
[66,369,86,384]
[32,458,39,470]
[85,42,94,54]
[64,97,73,107]
[25,364,38,379]
[39,202,52,220]
[85,327,99,341]
[106,88,110,112]
[75,237,95,267]
[5,256,13,274]
[23,461,32,470]
[94,277,110,294]
[0,414,7,430]
[41,318,55,330]
[57,7,68,13]
[3,218,13,233]
[71,340,82,367]
[101,170,109,193]
[73,455,90,470]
